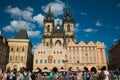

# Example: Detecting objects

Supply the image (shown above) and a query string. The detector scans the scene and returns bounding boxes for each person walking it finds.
[76,70,83,80]
[1,70,7,80]
[99,66,111,80]
[35,69,42,80]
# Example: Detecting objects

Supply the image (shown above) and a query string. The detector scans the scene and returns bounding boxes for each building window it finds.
[53,59,56,63]
[13,56,14,62]
[46,43,49,46]
[11,47,13,52]
[21,56,23,62]
[101,58,104,64]
[15,56,18,62]
[16,46,19,52]
[22,47,24,52]
[82,58,84,63]
[9,56,12,62]
[45,59,47,63]
[94,58,96,63]
[36,59,38,64]
[69,57,72,63]
[47,25,50,32]
[90,58,92,63]
[40,59,42,63]
[58,59,60,63]
[67,24,70,32]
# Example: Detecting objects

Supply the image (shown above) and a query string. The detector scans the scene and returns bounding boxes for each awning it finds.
[32,69,39,72]
[42,69,50,72]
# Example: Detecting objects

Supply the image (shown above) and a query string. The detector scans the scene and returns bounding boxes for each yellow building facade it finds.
[7,30,33,71]
[66,41,107,70]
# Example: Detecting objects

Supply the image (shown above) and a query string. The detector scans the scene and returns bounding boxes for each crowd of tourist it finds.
[0,66,120,80]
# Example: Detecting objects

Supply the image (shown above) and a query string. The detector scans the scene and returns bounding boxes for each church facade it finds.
[33,5,107,71]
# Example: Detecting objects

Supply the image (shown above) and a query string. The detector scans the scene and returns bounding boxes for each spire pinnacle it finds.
[63,0,74,22]
[45,6,53,21]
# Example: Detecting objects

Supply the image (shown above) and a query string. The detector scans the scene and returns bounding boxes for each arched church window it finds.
[67,24,70,32]
[55,40,61,46]
[47,25,50,32]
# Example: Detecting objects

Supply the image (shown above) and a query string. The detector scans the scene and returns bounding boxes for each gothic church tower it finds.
[42,5,75,47]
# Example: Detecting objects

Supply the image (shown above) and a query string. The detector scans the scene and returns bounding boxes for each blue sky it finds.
[0,0,120,59]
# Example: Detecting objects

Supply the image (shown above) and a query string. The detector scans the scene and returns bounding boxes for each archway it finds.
[84,67,89,72]
[52,67,58,73]
[90,67,97,73]
[55,40,61,46]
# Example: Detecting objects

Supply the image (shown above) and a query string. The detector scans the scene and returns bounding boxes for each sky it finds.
[0,0,120,59]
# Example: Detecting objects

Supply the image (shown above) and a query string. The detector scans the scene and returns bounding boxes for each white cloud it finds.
[83,28,98,33]
[54,18,62,26]
[2,20,35,32]
[113,39,118,42]
[5,6,33,21]
[117,3,120,7]
[33,14,44,26]
[75,23,80,28]
[80,12,87,16]
[42,0,65,16]
[74,23,80,32]
[114,26,119,29]
[27,30,40,37]
[26,7,34,12]
[102,42,106,48]
[96,20,103,27]
[32,43,40,53]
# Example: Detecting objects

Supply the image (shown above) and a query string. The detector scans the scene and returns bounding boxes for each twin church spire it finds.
[43,2,75,47]
[44,3,74,22]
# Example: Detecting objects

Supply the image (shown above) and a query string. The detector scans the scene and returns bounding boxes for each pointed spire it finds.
[63,0,74,22]
[45,6,53,21]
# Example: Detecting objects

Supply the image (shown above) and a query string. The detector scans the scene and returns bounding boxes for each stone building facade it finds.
[0,31,9,70]
[66,41,107,70]
[108,40,120,70]
[7,30,33,71]
[34,44,66,70]
[33,5,107,71]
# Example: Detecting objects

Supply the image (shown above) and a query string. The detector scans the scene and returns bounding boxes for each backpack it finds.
[86,72,90,79]
[99,70,106,79]
[23,73,29,80]
[49,72,53,77]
